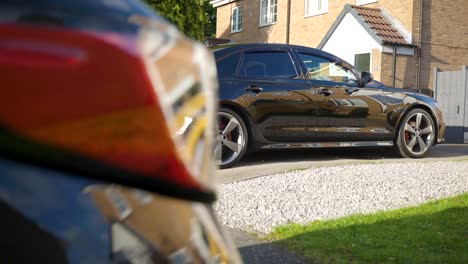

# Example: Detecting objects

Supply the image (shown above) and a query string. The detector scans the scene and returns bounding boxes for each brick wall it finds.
[216,0,415,48]
[216,0,288,44]
[380,53,418,89]
[418,0,468,90]
[289,0,347,47]
[371,48,382,81]
[377,0,468,91]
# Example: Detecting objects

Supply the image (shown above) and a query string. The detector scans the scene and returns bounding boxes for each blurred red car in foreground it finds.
[0,0,241,263]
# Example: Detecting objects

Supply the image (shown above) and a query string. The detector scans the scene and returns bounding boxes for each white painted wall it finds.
[322,13,381,65]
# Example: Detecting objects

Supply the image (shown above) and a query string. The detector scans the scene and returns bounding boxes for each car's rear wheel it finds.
[216,108,248,169]
[395,108,435,158]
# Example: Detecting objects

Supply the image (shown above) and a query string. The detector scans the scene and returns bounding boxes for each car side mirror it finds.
[360,71,373,87]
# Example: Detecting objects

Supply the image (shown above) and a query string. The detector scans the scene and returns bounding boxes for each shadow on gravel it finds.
[238,243,306,264]
[270,206,468,264]
[235,147,399,168]
[233,144,468,168]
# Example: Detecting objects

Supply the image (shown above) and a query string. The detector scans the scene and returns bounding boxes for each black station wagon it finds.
[214,44,445,168]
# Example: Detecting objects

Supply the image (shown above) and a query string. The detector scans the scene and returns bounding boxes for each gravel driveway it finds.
[214,160,468,234]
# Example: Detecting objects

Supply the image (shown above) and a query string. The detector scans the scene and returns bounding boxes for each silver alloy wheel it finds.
[403,112,434,155]
[215,112,246,166]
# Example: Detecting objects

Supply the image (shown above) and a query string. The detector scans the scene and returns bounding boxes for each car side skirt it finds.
[261,141,394,149]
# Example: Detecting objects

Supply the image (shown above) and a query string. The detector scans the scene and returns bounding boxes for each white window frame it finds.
[231,6,243,33]
[259,0,277,27]
[356,0,378,5]
[305,0,328,17]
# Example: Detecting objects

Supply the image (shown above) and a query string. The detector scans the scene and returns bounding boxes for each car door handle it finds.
[346,87,360,94]
[245,86,263,93]
[317,88,333,96]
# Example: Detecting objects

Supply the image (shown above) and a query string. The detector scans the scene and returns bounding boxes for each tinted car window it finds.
[216,52,241,76]
[240,51,297,78]
[298,53,358,84]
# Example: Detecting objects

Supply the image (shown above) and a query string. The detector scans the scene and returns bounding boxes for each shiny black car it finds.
[214,44,445,168]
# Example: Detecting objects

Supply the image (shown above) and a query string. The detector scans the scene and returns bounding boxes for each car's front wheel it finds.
[215,108,248,169]
[395,108,435,158]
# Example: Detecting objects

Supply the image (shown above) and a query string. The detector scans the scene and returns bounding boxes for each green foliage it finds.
[202,0,216,38]
[269,193,468,264]
[143,0,216,41]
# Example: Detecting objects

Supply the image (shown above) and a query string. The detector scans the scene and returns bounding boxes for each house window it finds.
[356,0,378,5]
[231,6,243,33]
[106,188,133,220]
[305,0,328,17]
[354,53,371,72]
[259,0,277,26]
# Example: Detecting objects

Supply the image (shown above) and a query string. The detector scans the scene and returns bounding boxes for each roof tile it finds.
[352,5,408,45]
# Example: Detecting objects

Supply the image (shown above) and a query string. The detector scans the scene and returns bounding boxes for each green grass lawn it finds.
[268,193,468,264]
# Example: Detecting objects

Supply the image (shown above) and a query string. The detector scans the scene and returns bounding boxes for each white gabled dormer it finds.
[318,4,415,72]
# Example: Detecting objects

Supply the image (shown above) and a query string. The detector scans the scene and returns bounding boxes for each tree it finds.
[143,0,216,41]
[202,0,216,38]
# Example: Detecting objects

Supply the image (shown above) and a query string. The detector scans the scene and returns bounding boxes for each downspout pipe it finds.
[286,0,291,44]
[416,0,424,93]
[392,45,397,87]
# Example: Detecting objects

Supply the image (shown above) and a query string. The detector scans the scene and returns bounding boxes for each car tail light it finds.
[138,24,218,186]
[0,22,217,202]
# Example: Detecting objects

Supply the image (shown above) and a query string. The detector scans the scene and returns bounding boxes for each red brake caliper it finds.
[405,121,415,142]
[219,121,233,141]
[226,131,233,141]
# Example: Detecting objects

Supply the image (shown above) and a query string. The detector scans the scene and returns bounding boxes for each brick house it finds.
[210,0,468,94]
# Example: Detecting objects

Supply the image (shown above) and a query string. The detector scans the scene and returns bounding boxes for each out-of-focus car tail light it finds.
[0,20,216,203]
[0,1,242,263]
[138,22,218,189]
